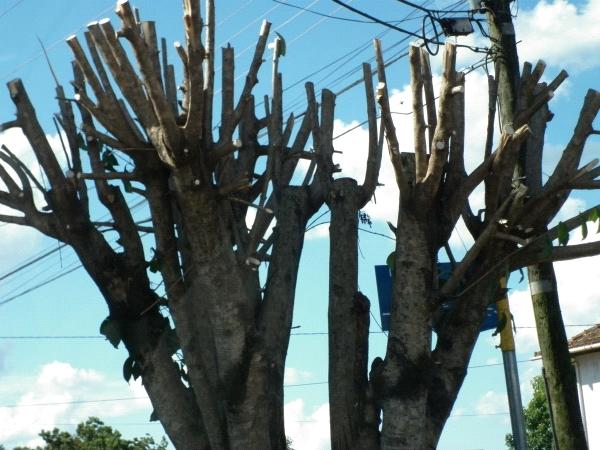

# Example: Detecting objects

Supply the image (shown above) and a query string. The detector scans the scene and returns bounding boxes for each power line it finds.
[0,0,26,20]
[0,264,81,307]
[0,382,330,410]
[0,198,147,290]
[273,0,389,24]
[0,324,594,341]
[331,0,430,42]
[0,3,116,82]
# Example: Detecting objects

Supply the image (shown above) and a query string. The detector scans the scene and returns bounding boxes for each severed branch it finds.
[116,2,181,156]
[423,43,456,200]
[420,47,436,151]
[373,39,409,201]
[484,75,498,159]
[520,89,600,229]
[8,79,67,190]
[359,62,381,204]
[409,44,428,182]
[181,0,205,144]
[231,21,271,132]
[203,0,216,144]
[0,213,27,225]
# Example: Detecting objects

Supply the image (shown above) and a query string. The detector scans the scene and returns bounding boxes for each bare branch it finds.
[232,21,271,131]
[439,191,514,298]
[484,75,497,159]
[76,171,137,181]
[0,213,27,225]
[116,3,181,155]
[203,0,215,144]
[8,79,67,189]
[359,62,381,204]
[409,44,427,182]
[373,39,409,200]
[420,48,436,150]
[181,0,205,144]
[423,43,456,199]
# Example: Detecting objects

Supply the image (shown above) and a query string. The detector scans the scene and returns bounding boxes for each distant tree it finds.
[8,417,167,450]
[285,436,294,450]
[506,375,555,449]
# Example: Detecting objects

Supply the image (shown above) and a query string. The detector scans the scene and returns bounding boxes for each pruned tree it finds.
[0,1,336,448]
[325,42,600,450]
[1,1,599,450]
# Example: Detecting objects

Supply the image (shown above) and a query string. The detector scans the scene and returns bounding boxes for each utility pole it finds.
[485,1,588,448]
[497,278,528,449]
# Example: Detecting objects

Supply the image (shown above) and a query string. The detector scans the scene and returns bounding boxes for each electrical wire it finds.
[273,0,378,23]
[0,324,594,340]
[0,3,116,82]
[0,0,26,20]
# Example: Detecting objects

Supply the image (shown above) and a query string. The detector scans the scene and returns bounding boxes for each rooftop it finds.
[568,323,600,354]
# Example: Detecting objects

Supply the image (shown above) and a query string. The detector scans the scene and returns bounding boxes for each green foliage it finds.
[286,436,294,450]
[8,417,168,450]
[99,316,122,349]
[147,248,162,274]
[123,355,141,383]
[386,251,396,274]
[101,149,118,172]
[557,221,569,246]
[505,375,554,449]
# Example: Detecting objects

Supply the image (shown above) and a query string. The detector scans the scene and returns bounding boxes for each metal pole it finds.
[497,277,528,449]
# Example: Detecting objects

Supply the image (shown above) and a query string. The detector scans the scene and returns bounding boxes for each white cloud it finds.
[509,230,600,354]
[0,127,71,274]
[475,390,509,415]
[284,367,314,385]
[284,399,330,450]
[515,0,600,71]
[0,361,151,447]
[550,196,588,227]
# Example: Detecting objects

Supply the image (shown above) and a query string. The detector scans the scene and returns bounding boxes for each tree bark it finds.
[379,208,432,450]
[328,178,378,450]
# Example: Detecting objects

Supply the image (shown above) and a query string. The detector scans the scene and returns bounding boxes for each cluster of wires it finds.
[0,0,494,309]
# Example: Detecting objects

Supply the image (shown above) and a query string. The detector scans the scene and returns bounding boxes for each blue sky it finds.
[0,0,599,448]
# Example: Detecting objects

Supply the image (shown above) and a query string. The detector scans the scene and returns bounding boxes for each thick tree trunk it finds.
[328,178,378,450]
[379,208,432,450]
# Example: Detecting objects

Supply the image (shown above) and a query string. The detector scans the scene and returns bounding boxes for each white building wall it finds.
[575,352,600,449]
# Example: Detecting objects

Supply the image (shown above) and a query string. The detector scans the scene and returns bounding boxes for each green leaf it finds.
[147,248,162,273]
[588,208,600,223]
[542,237,553,258]
[492,312,508,337]
[581,215,588,240]
[77,133,88,151]
[386,251,396,274]
[99,316,121,349]
[149,410,159,422]
[179,364,189,383]
[122,179,133,193]
[131,360,142,381]
[123,356,135,382]
[275,32,286,57]
[102,149,118,172]
[165,328,180,356]
[557,221,569,246]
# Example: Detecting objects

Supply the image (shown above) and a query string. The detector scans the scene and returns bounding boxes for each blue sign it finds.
[374,264,498,333]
